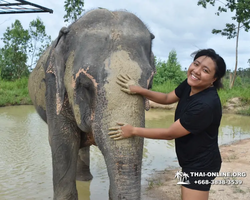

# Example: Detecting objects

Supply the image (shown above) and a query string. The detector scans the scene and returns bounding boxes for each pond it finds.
[0,106,249,199]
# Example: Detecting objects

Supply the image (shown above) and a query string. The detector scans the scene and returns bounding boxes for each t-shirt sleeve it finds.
[175,79,187,98]
[179,102,213,134]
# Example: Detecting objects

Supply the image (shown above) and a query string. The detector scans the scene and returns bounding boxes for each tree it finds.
[0,49,2,75]
[64,0,85,23]
[28,17,51,69]
[197,0,250,88]
[153,50,186,85]
[0,20,30,80]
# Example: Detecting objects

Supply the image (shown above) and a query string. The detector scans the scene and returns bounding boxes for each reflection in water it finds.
[0,106,249,199]
[219,113,250,144]
[0,106,52,200]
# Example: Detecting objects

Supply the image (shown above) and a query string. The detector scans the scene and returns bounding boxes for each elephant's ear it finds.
[46,27,70,115]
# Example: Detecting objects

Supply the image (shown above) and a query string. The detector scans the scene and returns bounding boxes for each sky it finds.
[0,0,250,71]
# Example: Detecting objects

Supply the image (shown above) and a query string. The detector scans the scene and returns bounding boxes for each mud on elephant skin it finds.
[29,8,155,200]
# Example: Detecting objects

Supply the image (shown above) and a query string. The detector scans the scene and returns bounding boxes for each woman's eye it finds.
[203,69,208,73]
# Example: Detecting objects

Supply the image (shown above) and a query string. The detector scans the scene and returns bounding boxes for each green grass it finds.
[0,77,32,106]
[218,85,250,116]
[0,77,250,116]
[151,80,178,93]
[218,86,250,106]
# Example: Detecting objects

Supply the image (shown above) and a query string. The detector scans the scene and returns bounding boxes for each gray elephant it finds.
[28,8,155,200]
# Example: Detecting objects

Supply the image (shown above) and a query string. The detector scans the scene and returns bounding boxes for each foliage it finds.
[0,49,2,72]
[223,67,250,87]
[153,50,186,86]
[197,0,250,88]
[64,0,85,23]
[28,17,51,69]
[0,18,51,80]
[0,77,31,106]
[235,67,250,85]
[0,20,30,81]
[211,69,250,114]
[218,82,250,106]
[151,80,178,93]
[197,0,250,38]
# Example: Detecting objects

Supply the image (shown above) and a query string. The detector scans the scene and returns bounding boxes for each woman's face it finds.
[187,56,217,92]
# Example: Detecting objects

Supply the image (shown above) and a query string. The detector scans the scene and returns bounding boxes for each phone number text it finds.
[194,179,243,185]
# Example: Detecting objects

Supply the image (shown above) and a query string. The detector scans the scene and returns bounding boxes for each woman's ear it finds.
[212,77,217,85]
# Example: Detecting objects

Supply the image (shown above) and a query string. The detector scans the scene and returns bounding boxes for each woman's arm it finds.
[117,75,179,105]
[131,86,179,105]
[109,119,190,140]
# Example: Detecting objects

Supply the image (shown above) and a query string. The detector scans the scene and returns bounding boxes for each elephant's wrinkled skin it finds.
[29,9,155,200]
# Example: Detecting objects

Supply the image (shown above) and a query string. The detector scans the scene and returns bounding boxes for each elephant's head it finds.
[48,9,155,199]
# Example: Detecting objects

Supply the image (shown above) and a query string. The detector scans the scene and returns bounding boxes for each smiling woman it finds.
[188,49,226,92]
[187,56,217,95]
[109,49,227,200]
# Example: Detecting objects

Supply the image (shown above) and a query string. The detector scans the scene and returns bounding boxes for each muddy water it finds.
[0,106,250,200]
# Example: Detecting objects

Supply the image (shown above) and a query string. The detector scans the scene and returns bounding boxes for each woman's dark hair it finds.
[191,48,226,90]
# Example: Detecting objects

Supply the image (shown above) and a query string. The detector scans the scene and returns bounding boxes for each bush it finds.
[153,50,186,86]
[0,77,32,106]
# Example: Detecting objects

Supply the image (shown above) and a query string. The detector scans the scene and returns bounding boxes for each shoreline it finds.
[142,138,250,200]
[1,97,249,116]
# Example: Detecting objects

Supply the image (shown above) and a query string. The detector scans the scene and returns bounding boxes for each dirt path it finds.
[142,138,250,200]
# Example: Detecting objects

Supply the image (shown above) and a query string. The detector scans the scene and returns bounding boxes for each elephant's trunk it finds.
[93,109,144,200]
[93,50,146,199]
[106,148,143,199]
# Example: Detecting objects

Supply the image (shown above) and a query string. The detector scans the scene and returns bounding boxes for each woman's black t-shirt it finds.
[174,79,222,170]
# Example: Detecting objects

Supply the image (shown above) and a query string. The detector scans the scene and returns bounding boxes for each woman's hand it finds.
[116,74,139,95]
[109,122,135,140]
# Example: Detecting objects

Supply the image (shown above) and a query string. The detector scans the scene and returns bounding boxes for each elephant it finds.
[28,8,155,200]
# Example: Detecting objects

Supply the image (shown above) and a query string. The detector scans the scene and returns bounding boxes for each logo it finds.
[175,170,190,185]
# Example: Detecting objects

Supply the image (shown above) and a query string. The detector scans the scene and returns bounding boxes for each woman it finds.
[109,49,226,200]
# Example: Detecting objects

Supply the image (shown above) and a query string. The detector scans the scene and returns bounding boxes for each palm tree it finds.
[182,172,189,182]
[175,171,182,181]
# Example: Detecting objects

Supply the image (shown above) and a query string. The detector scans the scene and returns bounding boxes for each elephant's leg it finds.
[76,146,93,181]
[48,116,81,200]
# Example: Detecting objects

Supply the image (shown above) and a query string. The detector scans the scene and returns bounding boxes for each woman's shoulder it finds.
[175,79,189,98]
[192,87,221,110]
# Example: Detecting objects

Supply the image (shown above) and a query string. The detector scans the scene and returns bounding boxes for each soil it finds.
[141,99,250,200]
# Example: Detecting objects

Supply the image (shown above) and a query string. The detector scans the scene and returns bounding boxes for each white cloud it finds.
[0,0,249,70]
